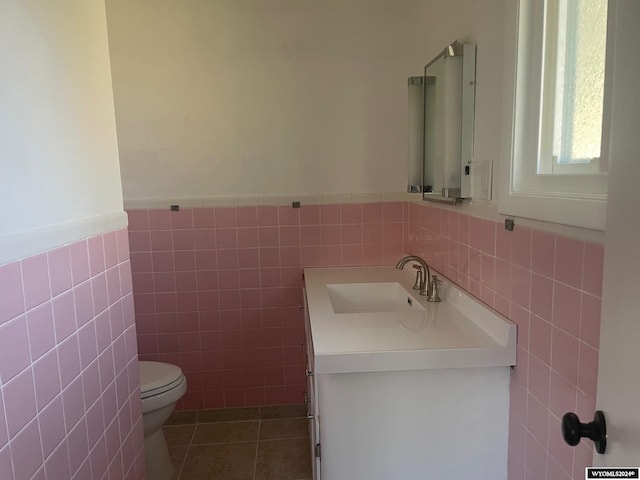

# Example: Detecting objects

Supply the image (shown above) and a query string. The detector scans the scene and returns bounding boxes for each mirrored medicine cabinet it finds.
[407,40,477,204]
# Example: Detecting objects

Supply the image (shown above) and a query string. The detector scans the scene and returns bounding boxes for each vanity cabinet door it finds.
[303,287,321,480]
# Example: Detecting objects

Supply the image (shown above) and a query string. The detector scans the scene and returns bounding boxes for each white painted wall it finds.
[0,0,124,238]
[105,0,506,202]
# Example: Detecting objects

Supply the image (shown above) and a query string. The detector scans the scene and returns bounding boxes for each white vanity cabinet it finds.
[303,267,517,480]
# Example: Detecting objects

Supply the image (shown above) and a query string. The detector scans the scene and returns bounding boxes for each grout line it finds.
[252,418,261,480]
[174,424,197,480]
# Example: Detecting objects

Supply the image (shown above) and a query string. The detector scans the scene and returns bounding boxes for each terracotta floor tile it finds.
[197,407,260,423]
[167,410,198,425]
[180,443,257,480]
[254,438,312,480]
[259,418,309,440]
[164,425,196,446]
[259,404,307,419]
[192,421,259,445]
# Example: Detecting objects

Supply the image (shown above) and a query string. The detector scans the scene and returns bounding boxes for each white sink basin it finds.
[326,282,425,314]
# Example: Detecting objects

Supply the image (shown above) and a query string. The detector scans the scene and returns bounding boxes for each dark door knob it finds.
[561,410,607,454]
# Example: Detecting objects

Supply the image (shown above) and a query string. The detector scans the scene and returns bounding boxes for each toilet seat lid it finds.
[139,361,184,398]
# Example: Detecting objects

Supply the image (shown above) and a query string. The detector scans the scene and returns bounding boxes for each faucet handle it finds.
[427,275,442,303]
[412,265,423,291]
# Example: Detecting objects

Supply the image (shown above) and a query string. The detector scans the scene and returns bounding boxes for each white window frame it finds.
[498,0,616,231]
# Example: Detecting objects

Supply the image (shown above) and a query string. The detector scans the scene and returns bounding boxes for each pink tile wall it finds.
[127,203,407,409]
[0,229,144,480]
[406,202,603,480]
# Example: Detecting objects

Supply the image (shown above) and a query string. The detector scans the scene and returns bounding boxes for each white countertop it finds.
[304,266,517,374]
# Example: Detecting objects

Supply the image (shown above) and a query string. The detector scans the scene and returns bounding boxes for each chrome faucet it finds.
[395,255,432,298]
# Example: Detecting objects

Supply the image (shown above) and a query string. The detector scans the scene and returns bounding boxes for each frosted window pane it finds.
[552,0,607,165]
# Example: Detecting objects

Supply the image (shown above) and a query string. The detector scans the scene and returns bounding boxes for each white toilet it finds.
[139,361,187,480]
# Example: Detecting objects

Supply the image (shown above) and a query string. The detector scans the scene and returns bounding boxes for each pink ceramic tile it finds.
[78,322,98,368]
[235,207,258,227]
[529,314,552,364]
[342,224,362,245]
[4,367,37,436]
[74,281,94,327]
[69,241,91,286]
[552,282,581,337]
[321,225,341,245]
[26,303,55,361]
[148,210,171,230]
[87,235,106,276]
[300,226,321,247]
[547,414,575,476]
[215,208,237,228]
[555,236,584,289]
[481,255,495,290]
[128,231,151,253]
[46,246,73,297]
[526,393,549,448]
[130,252,152,273]
[530,273,553,322]
[218,270,239,290]
[116,229,131,264]
[298,205,319,225]
[527,354,550,406]
[256,206,278,227]
[547,456,572,480]
[193,229,216,250]
[362,244,382,265]
[495,227,513,261]
[258,227,279,247]
[511,227,532,270]
[362,223,382,244]
[342,204,363,224]
[153,272,176,293]
[103,231,118,269]
[382,202,402,224]
[151,252,174,272]
[531,230,555,278]
[68,417,89,474]
[21,253,50,310]
[10,418,42,480]
[577,342,598,397]
[525,433,548,479]
[38,395,65,458]
[170,209,194,230]
[261,288,282,309]
[278,206,299,226]
[280,247,301,267]
[174,291,195,312]
[259,248,280,268]
[62,375,85,430]
[582,242,604,297]
[82,361,102,408]
[58,334,82,388]
[319,205,339,225]
[216,228,238,249]
[382,223,403,244]
[573,442,594,478]
[91,273,108,315]
[279,226,300,246]
[458,214,470,245]
[551,327,579,384]
[193,208,215,228]
[510,265,531,310]
[0,262,25,325]
[237,228,259,248]
[549,369,577,419]
[52,291,76,342]
[172,230,195,250]
[322,246,342,266]
[32,348,61,411]
[494,258,512,298]
[127,210,150,231]
[580,293,601,349]
[0,315,31,382]
[362,203,382,224]
[176,250,198,270]
[106,266,121,304]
